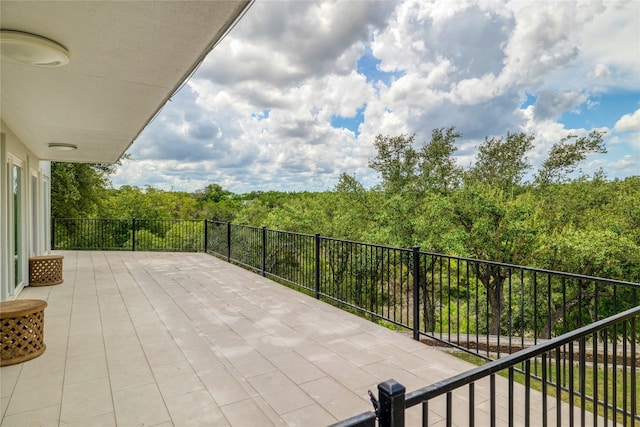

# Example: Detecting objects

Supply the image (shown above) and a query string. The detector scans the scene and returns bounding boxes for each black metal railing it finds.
[205,221,639,359]
[53,218,639,424]
[54,217,639,358]
[333,305,639,426]
[52,217,205,252]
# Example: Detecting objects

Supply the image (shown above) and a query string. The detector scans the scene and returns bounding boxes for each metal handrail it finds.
[405,305,639,407]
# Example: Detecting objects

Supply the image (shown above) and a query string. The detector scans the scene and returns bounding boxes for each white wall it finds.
[0,120,51,301]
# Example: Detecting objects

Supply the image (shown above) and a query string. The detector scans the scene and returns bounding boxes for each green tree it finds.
[368,133,419,193]
[417,127,463,194]
[465,132,535,191]
[535,130,606,185]
[51,162,117,218]
[99,185,198,219]
[195,183,233,203]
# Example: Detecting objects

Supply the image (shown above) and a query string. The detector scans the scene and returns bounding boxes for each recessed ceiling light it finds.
[0,30,69,67]
[48,143,77,151]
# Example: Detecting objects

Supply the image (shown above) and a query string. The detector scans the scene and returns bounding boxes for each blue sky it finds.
[113,0,640,193]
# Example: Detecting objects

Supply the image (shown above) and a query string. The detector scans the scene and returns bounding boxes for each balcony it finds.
[2,219,637,426]
[0,250,468,425]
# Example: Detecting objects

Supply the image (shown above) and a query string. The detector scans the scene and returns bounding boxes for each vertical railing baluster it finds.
[525,360,531,427]
[315,233,320,299]
[613,325,617,422]
[423,401,429,426]
[490,374,496,427]
[413,246,420,341]
[631,313,637,425]
[592,331,598,427]
[579,338,586,427]
[622,321,628,426]
[132,218,136,251]
[547,274,552,339]
[542,353,547,427]
[569,342,574,427]
[508,368,514,427]
[226,221,231,262]
[603,328,608,426]
[469,382,475,427]
[556,347,562,427]
[446,391,452,427]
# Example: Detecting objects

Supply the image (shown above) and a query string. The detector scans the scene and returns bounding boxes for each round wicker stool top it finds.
[1,299,48,366]
[0,299,48,316]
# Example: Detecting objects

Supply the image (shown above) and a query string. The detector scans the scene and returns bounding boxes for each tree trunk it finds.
[479,265,506,336]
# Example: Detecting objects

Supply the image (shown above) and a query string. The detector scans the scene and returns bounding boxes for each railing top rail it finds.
[55,217,202,222]
[418,248,640,288]
[405,305,640,408]
[321,235,415,253]
[266,228,316,239]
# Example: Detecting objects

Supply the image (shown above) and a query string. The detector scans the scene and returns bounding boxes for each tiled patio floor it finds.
[1,251,595,426]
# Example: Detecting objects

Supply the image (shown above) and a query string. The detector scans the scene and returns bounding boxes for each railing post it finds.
[413,246,420,341]
[51,217,56,250]
[226,221,231,262]
[131,218,136,252]
[378,380,405,427]
[315,233,321,299]
[261,226,267,277]
[203,220,208,253]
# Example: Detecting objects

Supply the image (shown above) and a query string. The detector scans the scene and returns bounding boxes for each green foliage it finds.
[51,162,116,218]
[535,130,606,185]
[99,186,198,219]
[368,133,419,193]
[417,127,463,194]
[465,132,535,191]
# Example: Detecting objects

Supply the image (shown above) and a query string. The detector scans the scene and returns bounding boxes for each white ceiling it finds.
[1,0,252,163]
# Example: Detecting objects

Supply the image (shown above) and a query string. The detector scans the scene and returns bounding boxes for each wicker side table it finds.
[29,255,64,286]
[1,299,47,366]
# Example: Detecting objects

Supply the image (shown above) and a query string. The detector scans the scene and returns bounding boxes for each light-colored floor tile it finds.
[0,404,60,427]
[18,348,66,379]
[141,340,187,367]
[0,365,22,398]
[108,356,155,392]
[200,368,254,407]
[301,377,371,420]
[156,371,205,399]
[60,377,112,423]
[165,389,229,426]
[229,352,278,378]
[248,371,314,415]
[151,360,195,381]
[4,370,64,415]
[281,403,337,426]
[66,331,105,358]
[312,355,377,390]
[64,351,108,385]
[112,383,170,427]
[59,411,115,427]
[221,398,281,426]
[269,351,327,385]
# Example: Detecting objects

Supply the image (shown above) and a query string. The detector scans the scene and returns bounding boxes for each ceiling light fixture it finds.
[0,30,69,67]
[48,143,77,151]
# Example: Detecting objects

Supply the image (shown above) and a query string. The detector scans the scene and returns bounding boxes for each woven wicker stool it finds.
[29,255,64,286]
[1,299,47,366]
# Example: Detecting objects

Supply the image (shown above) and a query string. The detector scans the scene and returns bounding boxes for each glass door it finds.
[12,162,24,292]
[31,172,39,256]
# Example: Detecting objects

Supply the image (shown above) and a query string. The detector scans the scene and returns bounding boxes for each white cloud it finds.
[615,109,640,132]
[114,0,640,193]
